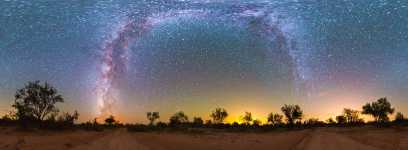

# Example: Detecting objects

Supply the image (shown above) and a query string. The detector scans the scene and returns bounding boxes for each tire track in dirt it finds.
[293,129,382,150]
[72,129,149,150]
[290,129,314,150]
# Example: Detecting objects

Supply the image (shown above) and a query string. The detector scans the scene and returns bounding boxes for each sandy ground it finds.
[1,127,408,150]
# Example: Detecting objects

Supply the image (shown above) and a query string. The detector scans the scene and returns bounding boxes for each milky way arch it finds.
[95,6,309,117]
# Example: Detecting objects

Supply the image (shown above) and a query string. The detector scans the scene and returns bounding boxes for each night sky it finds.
[0,0,407,123]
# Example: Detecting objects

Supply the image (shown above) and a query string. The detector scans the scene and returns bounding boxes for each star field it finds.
[0,0,407,122]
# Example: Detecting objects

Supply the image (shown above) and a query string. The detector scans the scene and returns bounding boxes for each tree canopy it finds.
[13,81,64,121]
[281,104,303,126]
[210,107,228,124]
[169,111,189,125]
[241,112,253,125]
[193,117,204,126]
[267,113,283,126]
[395,112,405,123]
[362,97,394,123]
[146,112,160,125]
[343,108,363,124]
[105,115,116,125]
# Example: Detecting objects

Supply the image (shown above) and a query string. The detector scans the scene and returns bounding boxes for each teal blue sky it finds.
[0,0,407,123]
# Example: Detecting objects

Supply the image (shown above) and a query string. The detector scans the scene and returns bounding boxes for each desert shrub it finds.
[232,122,239,127]
[303,118,325,127]
[80,118,103,131]
[169,111,189,127]
[326,118,336,125]
[336,115,346,125]
[394,112,405,123]
[104,115,118,127]
[192,117,204,127]
[210,122,230,129]
[156,121,168,128]
[57,111,79,126]
[0,112,18,126]
[204,120,212,127]
[127,124,149,132]
[252,119,262,127]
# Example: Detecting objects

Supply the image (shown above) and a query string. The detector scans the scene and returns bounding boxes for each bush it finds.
[169,111,189,127]
[127,124,149,132]
[79,118,104,131]
[192,117,204,127]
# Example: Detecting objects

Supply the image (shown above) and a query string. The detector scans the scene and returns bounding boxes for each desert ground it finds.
[1,127,408,150]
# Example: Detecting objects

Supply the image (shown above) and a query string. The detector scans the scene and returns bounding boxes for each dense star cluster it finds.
[0,0,407,122]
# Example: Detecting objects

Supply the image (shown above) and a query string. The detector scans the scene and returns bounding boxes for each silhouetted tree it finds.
[304,118,322,127]
[105,115,116,126]
[241,112,253,125]
[146,112,160,125]
[1,111,15,123]
[45,112,58,123]
[253,119,261,127]
[81,118,103,131]
[343,108,363,124]
[193,117,204,127]
[267,113,283,126]
[210,108,228,124]
[326,117,336,125]
[58,110,79,125]
[362,97,394,124]
[232,121,239,127]
[169,111,188,126]
[336,115,346,124]
[12,81,64,122]
[394,112,405,123]
[93,118,99,125]
[281,104,303,126]
[156,122,167,128]
[205,120,212,126]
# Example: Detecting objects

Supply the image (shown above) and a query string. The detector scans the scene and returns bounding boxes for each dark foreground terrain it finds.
[1,127,407,150]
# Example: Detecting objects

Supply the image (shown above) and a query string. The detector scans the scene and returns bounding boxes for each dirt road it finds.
[72,128,408,150]
[72,129,149,150]
[75,128,408,150]
[2,127,408,150]
[294,130,381,150]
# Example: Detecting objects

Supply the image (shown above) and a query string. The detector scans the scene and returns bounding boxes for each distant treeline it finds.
[1,81,407,131]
